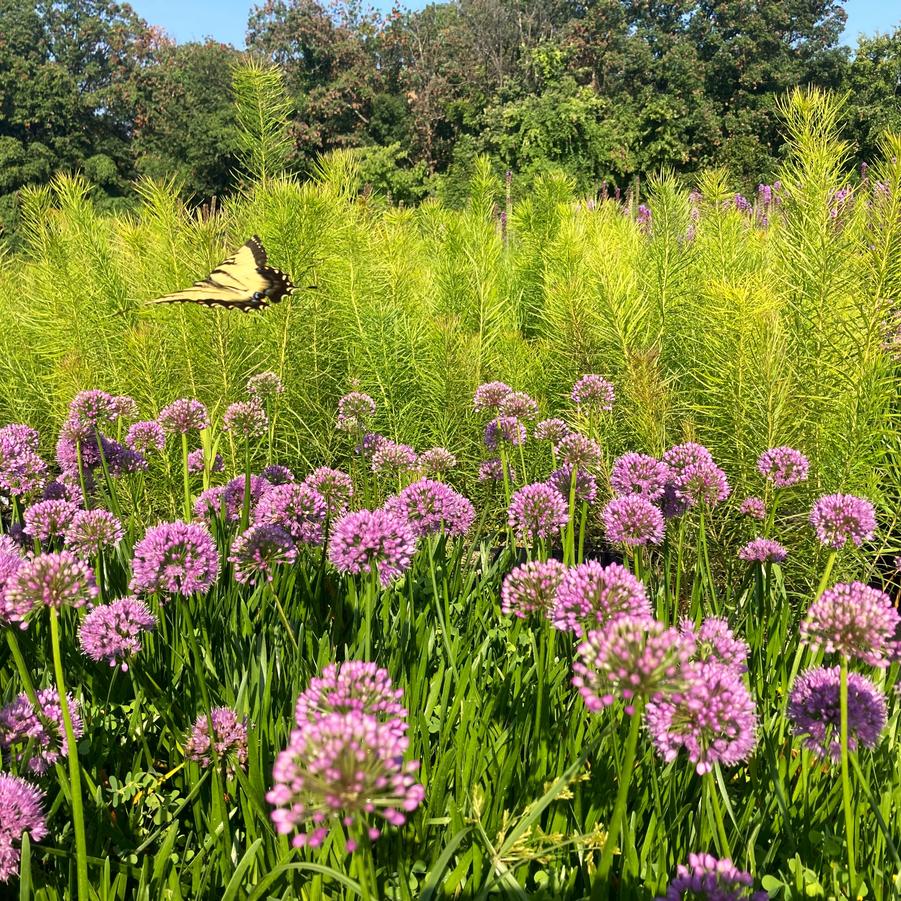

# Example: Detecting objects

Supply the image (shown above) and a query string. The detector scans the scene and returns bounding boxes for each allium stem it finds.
[181,433,192,521]
[564,467,578,565]
[6,630,42,713]
[49,607,89,898]
[578,501,588,564]
[75,440,91,511]
[840,655,858,894]
[427,537,458,676]
[268,583,298,651]
[814,550,837,600]
[94,432,122,520]
[706,771,732,858]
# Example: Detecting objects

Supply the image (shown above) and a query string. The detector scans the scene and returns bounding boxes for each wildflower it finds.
[254,483,327,545]
[384,479,475,538]
[610,453,670,502]
[356,432,385,458]
[263,464,295,485]
[302,468,353,518]
[556,433,602,471]
[371,441,418,475]
[548,465,598,505]
[67,390,117,433]
[185,707,248,769]
[507,483,568,544]
[126,420,167,454]
[187,448,223,474]
[662,443,714,475]
[0,424,47,498]
[130,521,219,598]
[229,525,297,584]
[337,392,376,431]
[657,853,767,901]
[645,661,757,774]
[65,509,124,558]
[328,509,417,586]
[103,438,147,476]
[659,482,690,519]
[222,475,271,523]
[193,486,226,522]
[551,561,650,635]
[419,447,457,477]
[483,417,526,451]
[473,381,512,413]
[0,774,48,883]
[734,193,752,212]
[739,497,766,520]
[800,581,899,667]
[78,597,156,670]
[636,205,652,231]
[603,495,665,546]
[810,494,876,549]
[534,418,570,444]
[501,559,566,618]
[3,552,97,620]
[223,400,268,438]
[24,499,79,543]
[499,391,539,420]
[247,371,285,399]
[478,458,515,483]
[42,480,70,501]
[0,687,83,774]
[158,399,210,434]
[788,666,887,761]
[757,446,809,488]
[571,375,615,411]
[110,395,138,420]
[574,616,692,714]
[738,538,787,563]
[680,618,749,671]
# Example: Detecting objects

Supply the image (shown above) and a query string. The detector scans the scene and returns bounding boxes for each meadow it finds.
[0,85,899,899]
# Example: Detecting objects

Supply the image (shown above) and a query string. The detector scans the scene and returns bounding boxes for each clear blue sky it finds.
[130,0,899,49]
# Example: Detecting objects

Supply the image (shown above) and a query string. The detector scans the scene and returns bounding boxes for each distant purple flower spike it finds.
[501,559,566,618]
[739,497,766,520]
[757,446,809,488]
[130,521,219,598]
[0,774,48,883]
[65,509,124,558]
[734,193,752,212]
[603,495,665,546]
[0,687,83,774]
[534,419,570,444]
[499,391,539,420]
[738,538,787,563]
[810,494,876,549]
[185,707,248,770]
[680,618,749,671]
[125,420,166,454]
[328,509,417,586]
[507,482,568,544]
[158,399,210,434]
[473,381,512,413]
[383,479,475,538]
[483,417,526,451]
[24,499,79,543]
[657,853,767,901]
[548,465,598,505]
[78,596,156,670]
[571,375,615,411]
[419,448,457,477]
[551,560,650,635]
[303,468,353,518]
[229,524,297,584]
[556,433,602,470]
[254,483,327,545]
[610,453,670,502]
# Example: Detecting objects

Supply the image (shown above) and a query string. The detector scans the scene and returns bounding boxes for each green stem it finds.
[706,772,732,858]
[815,551,837,600]
[241,438,252,533]
[75,441,91,511]
[268,583,298,651]
[181,433,192,522]
[840,655,857,894]
[6,630,42,711]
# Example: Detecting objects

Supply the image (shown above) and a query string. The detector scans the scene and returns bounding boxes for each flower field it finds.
[0,89,900,900]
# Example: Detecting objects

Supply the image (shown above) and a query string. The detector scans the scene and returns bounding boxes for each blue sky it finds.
[130,0,899,49]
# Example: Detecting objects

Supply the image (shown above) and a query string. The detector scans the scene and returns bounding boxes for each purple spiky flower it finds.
[810,494,876,549]
[65,509,124,558]
[571,375,615,411]
[680,618,749,672]
[247,371,285,399]
[337,392,376,432]
[499,391,539,420]
[371,441,419,475]
[478,458,515,483]
[419,448,457,477]
[223,400,268,438]
[473,381,512,413]
[603,495,665,546]
[739,497,766,520]
[738,538,787,563]
[556,433,602,470]
[328,509,417,586]
[757,446,809,488]
[229,524,297,584]
[551,561,650,635]
[548,465,598,505]
[507,482,569,544]
[501,559,566,618]
[383,479,475,538]
[2,552,97,620]
[24,500,79,543]
[484,417,526,451]
[125,420,166,454]
[130,521,219,598]
[158,399,210,434]
[0,687,83,774]
[78,596,156,670]
[657,854,766,901]
[302,468,353,519]
[534,418,570,444]
[254,483,327,545]
[0,774,48,882]
[610,453,670,502]
[185,707,248,770]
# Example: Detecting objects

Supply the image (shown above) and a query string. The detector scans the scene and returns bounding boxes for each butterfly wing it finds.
[149,236,295,311]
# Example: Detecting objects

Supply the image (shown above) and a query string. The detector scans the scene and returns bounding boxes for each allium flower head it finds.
[329,509,417,586]
[110,395,138,420]
[645,661,757,774]
[571,374,615,411]
[0,550,22,618]
[603,495,665,546]
[478,458,515,483]
[78,596,156,670]
[419,447,457,477]
[337,392,376,431]
[483,417,526,451]
[254,483,327,545]
[371,441,418,475]
[185,707,248,769]
[158,399,210,434]
[473,381,512,413]
[552,561,650,635]
[556,433,602,470]
[673,461,730,508]
[187,449,223,474]
[223,475,271,523]
[223,400,268,438]
[65,509,124,558]
[657,854,767,901]
[810,494,876,549]
[0,687,83,774]
[0,425,47,498]
[356,432,385,459]
[247,371,285,399]
[574,616,693,714]
[499,391,539,420]
[662,443,714,475]
[0,774,47,883]
[103,437,147,476]
[130,521,219,598]
[303,467,353,518]
[507,482,569,544]
[788,666,886,761]
[3,551,97,618]
[229,524,298,584]
[193,486,226,522]
[739,497,766,520]
[610,453,670,502]
[659,482,690,519]
[501,559,566,618]
[801,581,899,666]
[757,446,809,488]
[738,538,787,564]
[535,418,570,444]
[263,464,295,485]
[24,499,79,543]
[548,465,598,505]
[125,420,166,454]
[384,479,475,538]
[680,618,749,671]
[68,390,117,433]
[267,712,424,849]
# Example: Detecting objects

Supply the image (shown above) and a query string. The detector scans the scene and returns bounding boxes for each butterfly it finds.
[149,236,296,311]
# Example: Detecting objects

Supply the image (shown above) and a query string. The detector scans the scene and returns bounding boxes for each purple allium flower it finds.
[662,443,714,475]
[0,424,47,498]
[42,480,70,502]
[680,618,749,672]
[483,417,526,451]
[337,392,376,432]
[801,581,899,667]
[0,424,39,456]
[473,381,513,413]
[110,395,138,419]
[223,400,268,438]
[574,616,692,714]
[0,774,48,883]
[551,561,650,635]
[102,437,147,476]
[3,552,97,619]
[739,497,766,520]
[294,662,407,733]
[384,479,475,538]
[267,711,424,849]
[65,509,124,558]
[254,483,327,545]
[548,465,598,505]
[507,482,569,544]
[303,467,353,518]
[23,499,79,543]
[603,495,665,546]
[556,433,602,471]
[78,596,156,670]
[222,475,271,523]
[158,399,210,435]
[499,391,539,420]
[571,375,615,411]
[501,559,566,618]
[130,521,219,598]
[229,524,297,584]
[810,494,876,549]
[247,371,285,399]
[371,441,418,475]
[263,464,295,485]
[328,509,417,586]
[0,687,83,774]
[68,390,117,433]
[734,193,752,212]
[788,666,887,761]
[185,707,248,769]
[534,418,570,444]
[645,661,757,774]
[673,461,731,508]
[757,446,809,488]
[193,486,226,522]
[419,447,457,477]
[356,432,385,459]
[738,538,787,564]
[610,453,670,502]
[659,482,690,519]
[657,853,767,901]
[478,458,515,483]
[187,448,223,474]
[125,420,166,454]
